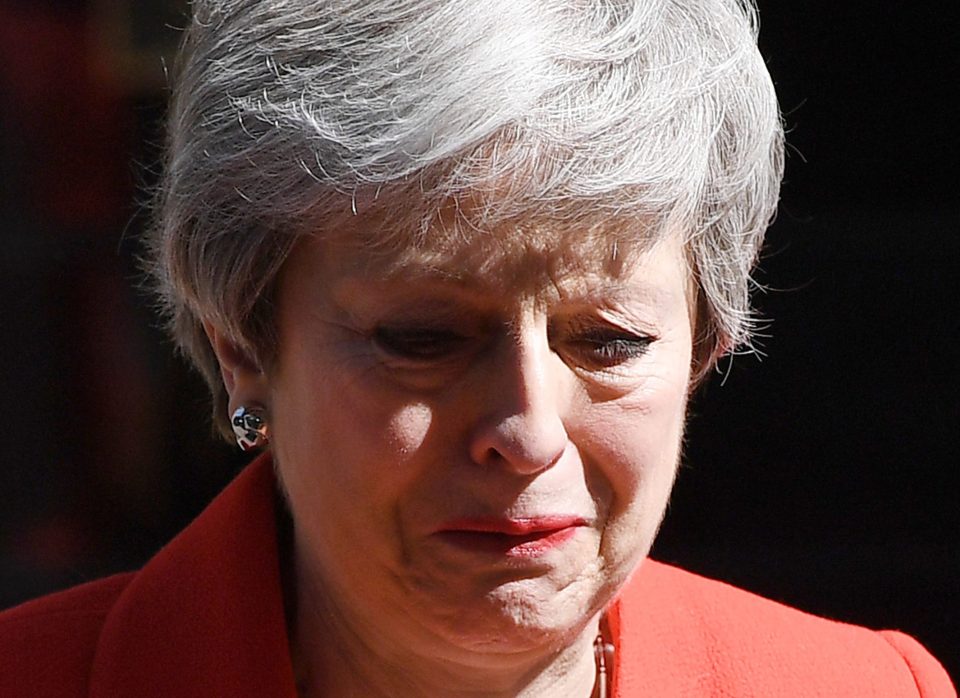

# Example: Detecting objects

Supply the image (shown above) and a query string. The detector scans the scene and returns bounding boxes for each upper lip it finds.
[437,516,588,535]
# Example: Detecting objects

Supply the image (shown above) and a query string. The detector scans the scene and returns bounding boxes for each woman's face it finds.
[267,225,693,656]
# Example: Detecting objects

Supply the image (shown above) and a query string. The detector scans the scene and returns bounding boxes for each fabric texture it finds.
[0,455,954,697]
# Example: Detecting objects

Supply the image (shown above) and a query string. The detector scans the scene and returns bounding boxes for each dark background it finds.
[1,0,957,682]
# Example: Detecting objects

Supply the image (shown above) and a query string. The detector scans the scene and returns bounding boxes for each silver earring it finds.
[232,406,270,451]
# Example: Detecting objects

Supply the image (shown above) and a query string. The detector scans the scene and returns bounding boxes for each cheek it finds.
[384,402,435,459]
[585,396,684,514]
[271,368,438,524]
[583,368,689,571]
[271,386,439,579]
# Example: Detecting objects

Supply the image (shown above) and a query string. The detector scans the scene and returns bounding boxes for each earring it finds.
[232,406,270,451]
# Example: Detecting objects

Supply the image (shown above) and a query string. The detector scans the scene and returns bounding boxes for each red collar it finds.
[89,455,298,697]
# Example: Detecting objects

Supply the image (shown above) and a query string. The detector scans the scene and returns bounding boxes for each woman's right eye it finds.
[372,327,468,362]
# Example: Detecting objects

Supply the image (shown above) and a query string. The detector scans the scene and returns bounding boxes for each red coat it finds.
[1,456,954,697]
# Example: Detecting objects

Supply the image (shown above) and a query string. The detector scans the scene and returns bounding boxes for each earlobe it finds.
[203,321,270,408]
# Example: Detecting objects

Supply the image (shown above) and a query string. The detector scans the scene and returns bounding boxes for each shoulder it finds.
[613,560,955,697]
[0,458,284,698]
[0,573,133,698]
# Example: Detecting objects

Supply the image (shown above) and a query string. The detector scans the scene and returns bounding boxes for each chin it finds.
[415,571,608,653]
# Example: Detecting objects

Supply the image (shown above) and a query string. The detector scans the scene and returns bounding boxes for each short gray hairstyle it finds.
[148,0,784,440]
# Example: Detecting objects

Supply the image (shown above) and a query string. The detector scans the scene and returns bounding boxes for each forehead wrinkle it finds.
[353,219,653,303]
[313,182,665,277]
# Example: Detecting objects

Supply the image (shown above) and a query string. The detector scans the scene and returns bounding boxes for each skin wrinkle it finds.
[322,201,664,304]
[240,224,693,697]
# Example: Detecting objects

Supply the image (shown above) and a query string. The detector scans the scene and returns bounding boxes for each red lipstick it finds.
[436,516,586,557]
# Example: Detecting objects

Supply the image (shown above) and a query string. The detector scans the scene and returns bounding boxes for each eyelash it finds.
[373,325,653,368]
[562,328,654,368]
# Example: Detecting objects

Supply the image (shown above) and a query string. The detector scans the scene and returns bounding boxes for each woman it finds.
[0,0,953,696]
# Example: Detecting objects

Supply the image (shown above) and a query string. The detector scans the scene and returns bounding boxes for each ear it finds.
[203,321,270,411]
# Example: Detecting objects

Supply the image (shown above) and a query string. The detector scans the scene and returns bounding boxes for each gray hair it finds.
[148,0,784,439]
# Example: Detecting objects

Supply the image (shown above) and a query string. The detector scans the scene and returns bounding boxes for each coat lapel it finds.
[88,455,298,697]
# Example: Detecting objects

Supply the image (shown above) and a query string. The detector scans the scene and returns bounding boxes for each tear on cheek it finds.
[387,402,434,456]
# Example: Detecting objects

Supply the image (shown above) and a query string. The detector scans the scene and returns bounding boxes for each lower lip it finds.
[435,527,580,558]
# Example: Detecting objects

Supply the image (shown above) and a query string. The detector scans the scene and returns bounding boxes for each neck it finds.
[288,556,603,698]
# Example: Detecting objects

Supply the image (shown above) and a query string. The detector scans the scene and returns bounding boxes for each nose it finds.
[467,324,570,475]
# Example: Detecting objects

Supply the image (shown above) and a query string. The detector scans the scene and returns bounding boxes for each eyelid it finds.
[372,325,472,363]
[568,329,654,352]
[552,317,658,370]
[554,310,658,342]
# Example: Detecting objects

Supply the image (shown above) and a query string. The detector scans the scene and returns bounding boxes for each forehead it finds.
[283,223,693,326]
[307,206,689,303]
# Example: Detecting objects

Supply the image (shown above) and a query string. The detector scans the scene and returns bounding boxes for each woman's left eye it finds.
[565,329,653,368]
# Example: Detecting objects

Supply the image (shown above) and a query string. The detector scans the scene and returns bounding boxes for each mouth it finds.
[435,516,587,558]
